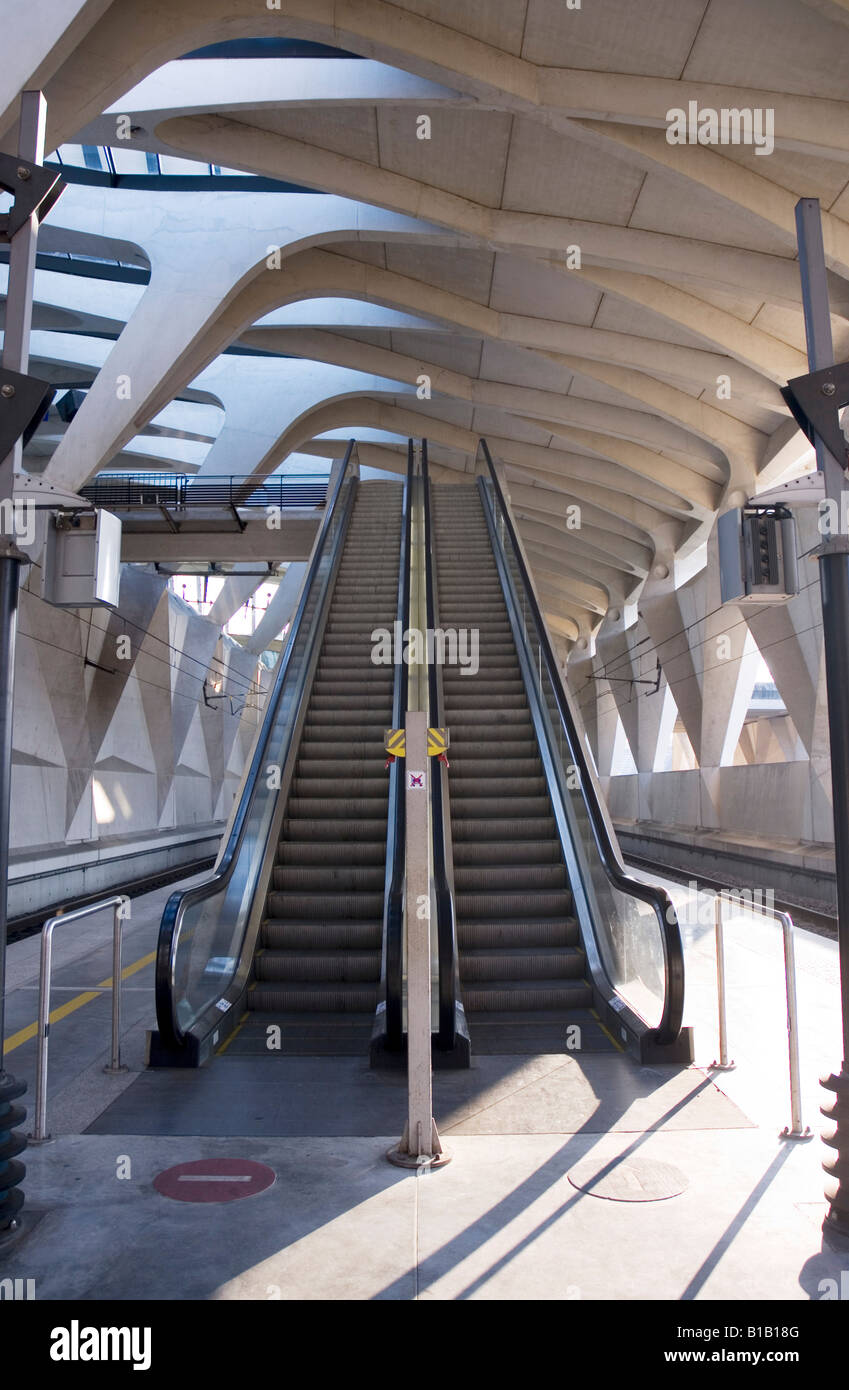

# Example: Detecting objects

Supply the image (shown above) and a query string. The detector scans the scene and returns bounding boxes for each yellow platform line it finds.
[216,1013,248,1055]
[590,1007,625,1053]
[2,949,156,1058]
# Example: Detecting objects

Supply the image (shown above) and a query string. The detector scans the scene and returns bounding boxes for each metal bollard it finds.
[778,910,812,1141]
[710,893,736,1071]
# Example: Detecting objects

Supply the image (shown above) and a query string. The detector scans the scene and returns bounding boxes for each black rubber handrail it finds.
[154,440,358,1051]
[381,440,414,1049]
[477,439,685,1045]
[421,441,462,1049]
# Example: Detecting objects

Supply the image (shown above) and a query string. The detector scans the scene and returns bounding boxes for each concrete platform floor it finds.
[1,871,847,1300]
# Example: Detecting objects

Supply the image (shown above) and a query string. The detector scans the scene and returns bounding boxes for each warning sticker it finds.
[407,770,426,790]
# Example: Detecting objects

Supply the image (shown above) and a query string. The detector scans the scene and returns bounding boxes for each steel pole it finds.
[710,895,735,1071]
[779,913,811,1140]
[105,901,129,1075]
[0,91,47,1234]
[793,199,849,1239]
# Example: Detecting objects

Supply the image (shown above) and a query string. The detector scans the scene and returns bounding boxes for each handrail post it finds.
[779,910,812,1140]
[31,895,129,1143]
[710,893,735,1071]
[104,898,129,1075]
[32,918,55,1142]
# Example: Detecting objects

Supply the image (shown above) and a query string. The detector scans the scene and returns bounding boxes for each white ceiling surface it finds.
[6,0,848,642]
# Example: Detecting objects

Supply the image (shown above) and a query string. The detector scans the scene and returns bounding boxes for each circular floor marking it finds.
[567,1156,688,1203]
[154,1158,276,1204]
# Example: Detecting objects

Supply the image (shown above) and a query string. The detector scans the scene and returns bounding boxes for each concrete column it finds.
[243,563,308,656]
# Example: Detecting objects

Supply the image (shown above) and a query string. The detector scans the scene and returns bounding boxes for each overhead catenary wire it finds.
[24,575,263,697]
[577,614,826,726]
[18,627,265,714]
[575,568,822,712]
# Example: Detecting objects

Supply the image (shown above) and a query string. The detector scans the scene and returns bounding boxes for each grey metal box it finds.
[718,506,799,604]
[40,509,122,609]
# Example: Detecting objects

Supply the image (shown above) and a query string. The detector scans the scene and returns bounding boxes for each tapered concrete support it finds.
[242,563,307,656]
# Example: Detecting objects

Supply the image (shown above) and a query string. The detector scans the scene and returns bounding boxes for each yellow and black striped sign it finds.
[384,728,406,757]
[427,727,449,756]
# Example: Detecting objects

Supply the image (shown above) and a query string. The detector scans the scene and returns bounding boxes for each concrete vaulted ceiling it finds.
[3,0,847,644]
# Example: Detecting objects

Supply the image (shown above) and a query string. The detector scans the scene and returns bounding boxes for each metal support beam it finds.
[1,92,46,495]
[0,92,59,1239]
[793,199,849,1244]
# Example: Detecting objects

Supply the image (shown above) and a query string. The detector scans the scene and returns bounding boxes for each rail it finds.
[711,891,812,1139]
[80,472,328,510]
[31,894,129,1142]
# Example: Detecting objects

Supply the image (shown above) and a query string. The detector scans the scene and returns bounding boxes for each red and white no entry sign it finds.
[153,1158,276,1204]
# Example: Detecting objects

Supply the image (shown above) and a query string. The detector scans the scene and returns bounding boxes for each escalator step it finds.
[286,797,388,818]
[462,980,593,1012]
[254,950,381,983]
[451,817,557,840]
[450,776,547,798]
[457,917,581,948]
[290,777,390,798]
[266,890,384,919]
[262,919,382,949]
[450,796,552,818]
[272,864,385,890]
[249,982,379,1013]
[454,864,568,891]
[283,818,390,841]
[455,890,573,918]
[460,947,586,981]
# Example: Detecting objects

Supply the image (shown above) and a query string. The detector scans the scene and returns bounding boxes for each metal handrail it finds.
[32,895,129,1143]
[421,440,463,1050]
[477,438,686,1046]
[154,441,357,1052]
[380,440,414,1050]
[712,890,811,1139]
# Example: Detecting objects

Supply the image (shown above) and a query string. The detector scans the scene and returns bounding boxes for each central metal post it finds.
[388,453,448,1170]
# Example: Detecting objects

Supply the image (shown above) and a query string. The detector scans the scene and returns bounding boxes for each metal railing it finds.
[32,895,129,1143]
[79,472,328,511]
[711,891,812,1140]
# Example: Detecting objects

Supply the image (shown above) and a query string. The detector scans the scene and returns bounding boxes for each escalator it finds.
[151,444,410,1065]
[247,480,402,1052]
[427,441,689,1063]
[152,436,688,1072]
[431,482,594,1052]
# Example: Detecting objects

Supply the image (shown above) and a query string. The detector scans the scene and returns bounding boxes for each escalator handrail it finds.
[421,440,462,1049]
[155,440,358,1051]
[477,439,685,1044]
[381,440,414,1047]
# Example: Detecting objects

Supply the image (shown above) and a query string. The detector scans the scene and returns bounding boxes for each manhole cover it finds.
[567,1156,687,1202]
[154,1158,276,1204]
